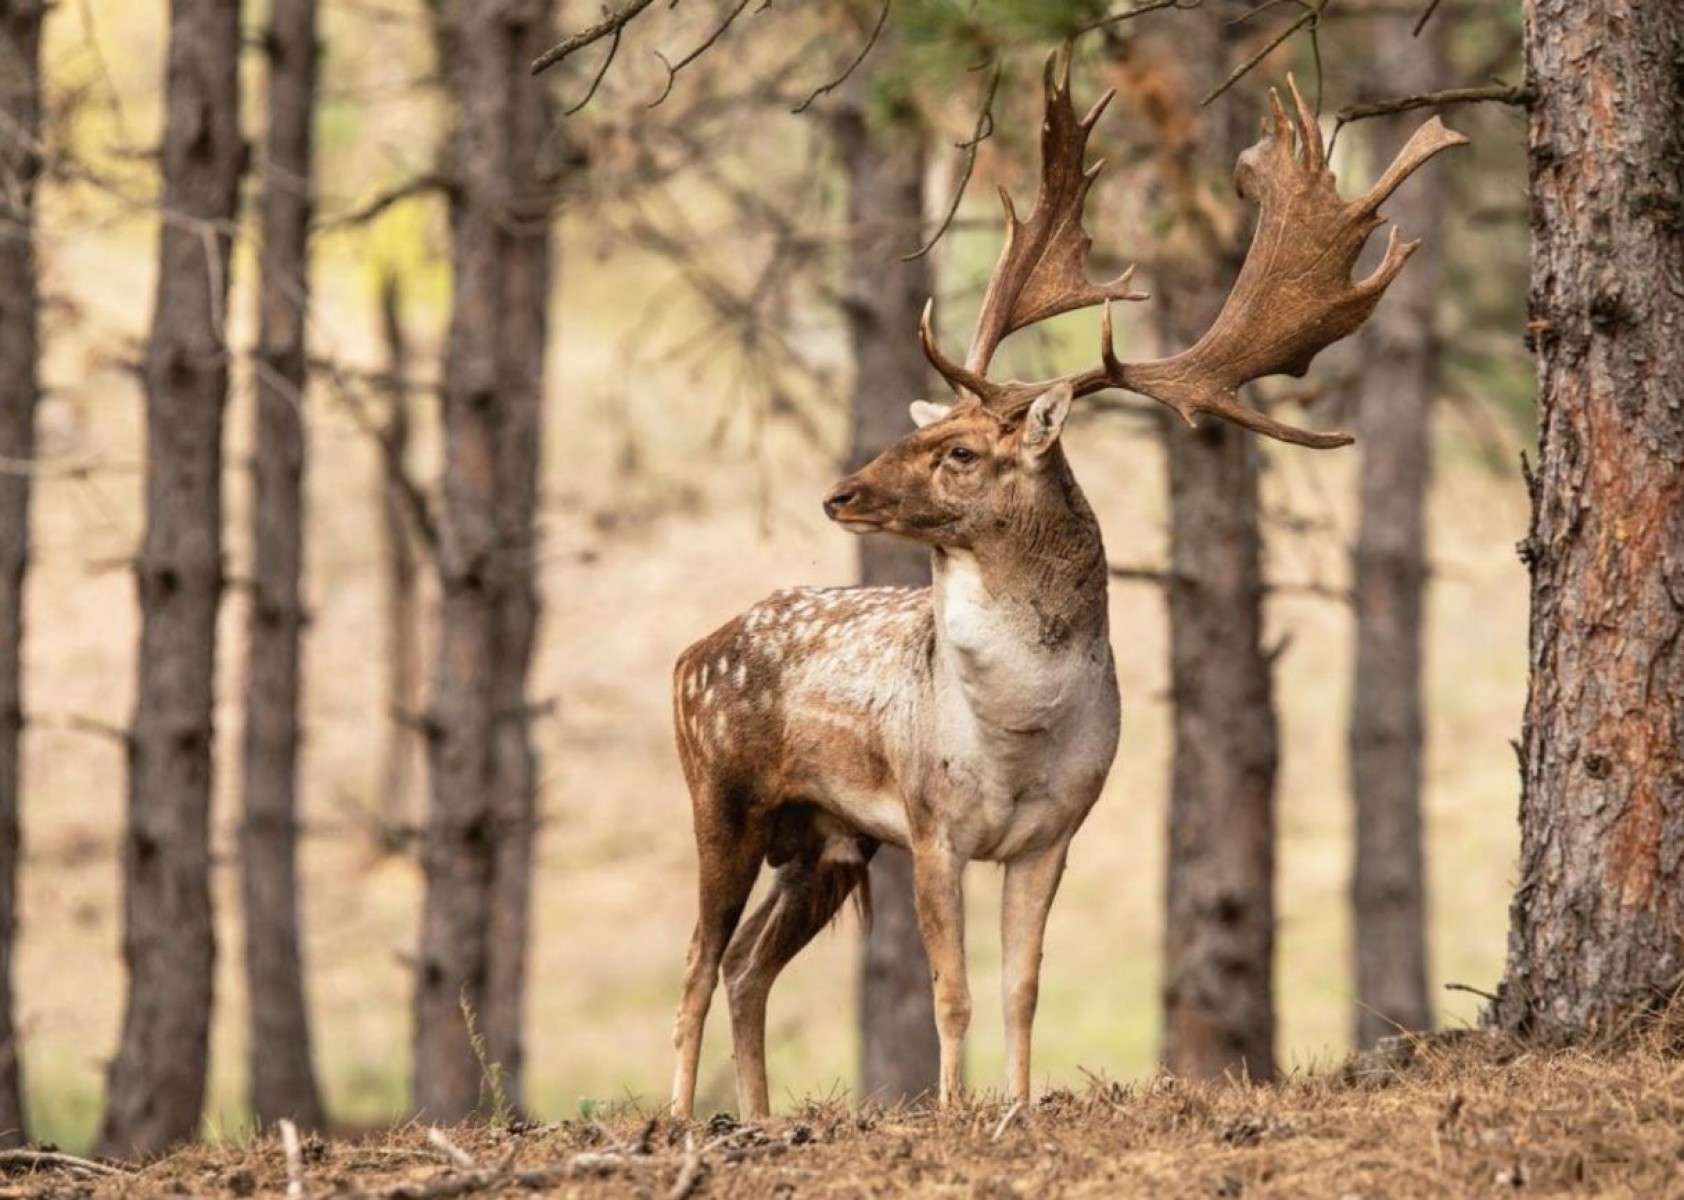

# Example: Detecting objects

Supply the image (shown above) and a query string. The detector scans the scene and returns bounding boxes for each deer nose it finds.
[823,484,858,519]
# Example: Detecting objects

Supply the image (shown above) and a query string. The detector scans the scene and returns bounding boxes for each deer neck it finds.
[929,465,1110,729]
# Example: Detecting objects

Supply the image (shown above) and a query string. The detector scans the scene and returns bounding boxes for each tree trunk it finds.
[1348,20,1443,1049]
[377,274,421,846]
[100,0,244,1159]
[415,0,556,1121]
[1125,14,1279,1082]
[1493,0,1684,1039]
[832,71,942,1106]
[0,0,44,1150]
[241,0,325,1130]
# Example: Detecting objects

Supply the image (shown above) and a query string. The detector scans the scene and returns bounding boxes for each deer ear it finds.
[909,400,952,429]
[1022,382,1074,457]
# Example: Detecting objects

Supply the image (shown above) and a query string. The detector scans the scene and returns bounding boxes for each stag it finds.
[669,60,1464,1119]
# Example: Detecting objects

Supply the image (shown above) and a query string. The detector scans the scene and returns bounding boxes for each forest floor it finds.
[11,1034,1683,1199]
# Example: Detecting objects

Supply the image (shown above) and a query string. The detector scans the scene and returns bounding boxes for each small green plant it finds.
[577,1097,600,1120]
[459,990,512,1128]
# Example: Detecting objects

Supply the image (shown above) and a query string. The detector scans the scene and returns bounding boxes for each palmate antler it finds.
[920,59,1468,449]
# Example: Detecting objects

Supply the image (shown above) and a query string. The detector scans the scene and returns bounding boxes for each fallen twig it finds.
[991,1101,1024,1142]
[279,1119,306,1200]
[0,1149,129,1179]
[425,1127,478,1170]
[665,1133,704,1200]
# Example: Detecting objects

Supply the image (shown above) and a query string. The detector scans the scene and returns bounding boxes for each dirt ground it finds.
[10,1036,1682,1199]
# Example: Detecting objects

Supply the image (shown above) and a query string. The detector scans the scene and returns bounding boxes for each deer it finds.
[668,59,1464,1121]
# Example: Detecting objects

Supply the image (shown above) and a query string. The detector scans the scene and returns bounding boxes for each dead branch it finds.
[792,0,891,114]
[1334,83,1532,126]
[904,60,1001,261]
[313,175,447,234]
[1411,0,1442,35]
[531,0,659,75]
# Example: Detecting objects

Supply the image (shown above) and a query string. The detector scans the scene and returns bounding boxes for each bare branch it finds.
[903,60,1002,262]
[792,0,890,115]
[648,0,757,108]
[313,175,446,234]
[565,22,623,115]
[1411,0,1443,36]
[1078,0,1202,34]
[530,0,658,76]
[1201,4,1320,107]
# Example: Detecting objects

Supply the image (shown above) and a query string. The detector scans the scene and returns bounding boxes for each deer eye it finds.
[946,445,978,465]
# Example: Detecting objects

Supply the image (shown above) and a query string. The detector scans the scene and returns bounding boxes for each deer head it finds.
[823,382,1076,551]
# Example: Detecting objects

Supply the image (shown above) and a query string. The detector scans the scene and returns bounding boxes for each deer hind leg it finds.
[671,802,765,1121]
[722,809,874,1116]
[999,839,1070,1105]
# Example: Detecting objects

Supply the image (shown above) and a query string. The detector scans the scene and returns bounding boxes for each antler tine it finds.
[921,50,1147,408]
[1108,76,1467,449]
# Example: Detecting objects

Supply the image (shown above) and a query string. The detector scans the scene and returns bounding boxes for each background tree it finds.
[414,0,558,1120]
[241,0,326,1129]
[0,0,44,1149]
[100,0,244,1158]
[830,34,941,1105]
[1494,0,1684,1038]
[1117,11,1279,1081]
[1347,13,1444,1048]
[377,273,422,841]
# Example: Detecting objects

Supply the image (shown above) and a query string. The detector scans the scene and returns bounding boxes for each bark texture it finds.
[0,0,43,1149]
[101,0,244,1159]
[415,0,556,1121]
[1494,0,1684,1038]
[832,76,941,1105]
[1348,21,1443,1048]
[377,275,421,841]
[241,0,325,1130]
[1126,17,1279,1082]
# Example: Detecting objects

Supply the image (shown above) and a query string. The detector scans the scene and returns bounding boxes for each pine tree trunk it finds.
[415,0,555,1121]
[832,75,942,1106]
[482,3,555,1115]
[1494,0,1684,1038]
[1348,21,1442,1049]
[0,0,43,1150]
[377,275,420,844]
[1133,14,1279,1082]
[241,0,325,1130]
[100,0,244,1158]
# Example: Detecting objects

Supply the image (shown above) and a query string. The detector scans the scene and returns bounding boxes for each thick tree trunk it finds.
[415,0,555,1121]
[1494,1,1684,1038]
[100,0,243,1159]
[0,0,43,1150]
[1128,15,1279,1082]
[241,0,325,1130]
[832,77,942,1106]
[377,275,421,843]
[1348,20,1443,1049]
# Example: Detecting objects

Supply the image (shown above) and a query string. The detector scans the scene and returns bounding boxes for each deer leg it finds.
[671,816,763,1120]
[1000,839,1070,1105]
[722,854,865,1119]
[911,840,969,1106]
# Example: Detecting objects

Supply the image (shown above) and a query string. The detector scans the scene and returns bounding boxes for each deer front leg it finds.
[910,839,969,1106]
[1000,840,1070,1104]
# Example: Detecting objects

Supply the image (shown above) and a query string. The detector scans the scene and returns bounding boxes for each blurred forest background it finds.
[4,0,1532,1153]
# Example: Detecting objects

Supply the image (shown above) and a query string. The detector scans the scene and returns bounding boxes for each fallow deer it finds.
[670,60,1464,1119]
